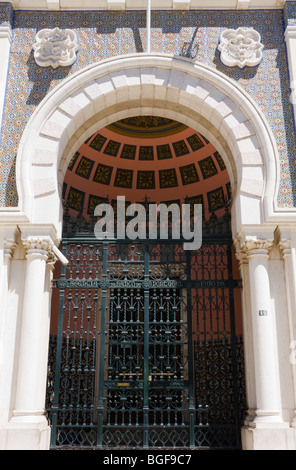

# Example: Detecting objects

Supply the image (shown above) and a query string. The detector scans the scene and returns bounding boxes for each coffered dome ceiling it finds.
[63,116,231,220]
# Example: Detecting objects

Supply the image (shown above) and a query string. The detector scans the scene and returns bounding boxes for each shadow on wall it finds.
[26,50,72,106]
[5,163,18,207]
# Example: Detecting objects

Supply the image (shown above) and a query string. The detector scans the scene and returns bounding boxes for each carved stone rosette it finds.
[33,27,79,69]
[218,27,264,69]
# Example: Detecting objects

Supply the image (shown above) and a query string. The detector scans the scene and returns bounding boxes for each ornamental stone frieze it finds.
[218,27,264,69]
[33,27,79,69]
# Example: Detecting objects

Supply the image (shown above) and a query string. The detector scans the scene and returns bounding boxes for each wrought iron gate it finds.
[47,214,246,450]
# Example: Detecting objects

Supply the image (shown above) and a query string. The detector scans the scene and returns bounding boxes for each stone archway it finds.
[9,53,292,451]
[15,53,279,241]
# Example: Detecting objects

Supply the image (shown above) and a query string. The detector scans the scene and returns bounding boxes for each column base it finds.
[0,414,51,450]
[242,426,296,450]
[249,410,290,429]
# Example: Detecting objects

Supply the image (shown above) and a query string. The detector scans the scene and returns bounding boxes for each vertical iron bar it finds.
[143,241,150,448]
[96,241,108,448]
[227,240,241,448]
[50,241,68,449]
[186,248,195,448]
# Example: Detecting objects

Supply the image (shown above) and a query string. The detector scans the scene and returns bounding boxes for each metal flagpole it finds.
[146,0,151,53]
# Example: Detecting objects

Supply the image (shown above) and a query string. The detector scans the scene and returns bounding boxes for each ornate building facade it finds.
[0,0,296,451]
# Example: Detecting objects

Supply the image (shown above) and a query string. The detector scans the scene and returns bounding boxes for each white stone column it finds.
[7,238,55,449]
[235,245,256,426]
[243,240,284,426]
[279,240,296,427]
[0,24,12,137]
[0,238,17,425]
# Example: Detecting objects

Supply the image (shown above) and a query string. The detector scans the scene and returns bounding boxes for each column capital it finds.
[279,239,292,257]
[235,239,273,261]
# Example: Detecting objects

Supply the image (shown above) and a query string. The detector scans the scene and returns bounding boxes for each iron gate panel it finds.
[47,233,246,450]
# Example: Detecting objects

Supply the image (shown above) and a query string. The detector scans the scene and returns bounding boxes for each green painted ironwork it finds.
[46,209,246,450]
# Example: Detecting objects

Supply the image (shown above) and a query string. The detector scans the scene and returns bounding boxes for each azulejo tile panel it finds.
[0,7,295,207]
[0,2,13,27]
[285,1,296,26]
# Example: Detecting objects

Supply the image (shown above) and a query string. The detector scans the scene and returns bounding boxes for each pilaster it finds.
[0,234,17,426]
[242,239,285,426]
[4,236,57,450]
[279,239,296,428]
[235,241,256,426]
[236,234,296,449]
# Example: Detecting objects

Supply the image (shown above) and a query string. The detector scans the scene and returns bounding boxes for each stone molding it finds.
[218,27,264,69]
[0,25,12,41]
[33,27,79,69]
[4,0,288,10]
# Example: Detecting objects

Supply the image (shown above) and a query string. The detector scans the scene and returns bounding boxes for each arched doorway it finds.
[46,116,246,450]
[11,54,283,451]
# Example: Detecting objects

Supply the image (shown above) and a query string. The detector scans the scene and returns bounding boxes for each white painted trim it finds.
[8,0,287,10]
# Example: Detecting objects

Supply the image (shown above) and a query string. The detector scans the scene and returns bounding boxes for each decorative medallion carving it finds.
[218,27,264,69]
[33,27,79,69]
